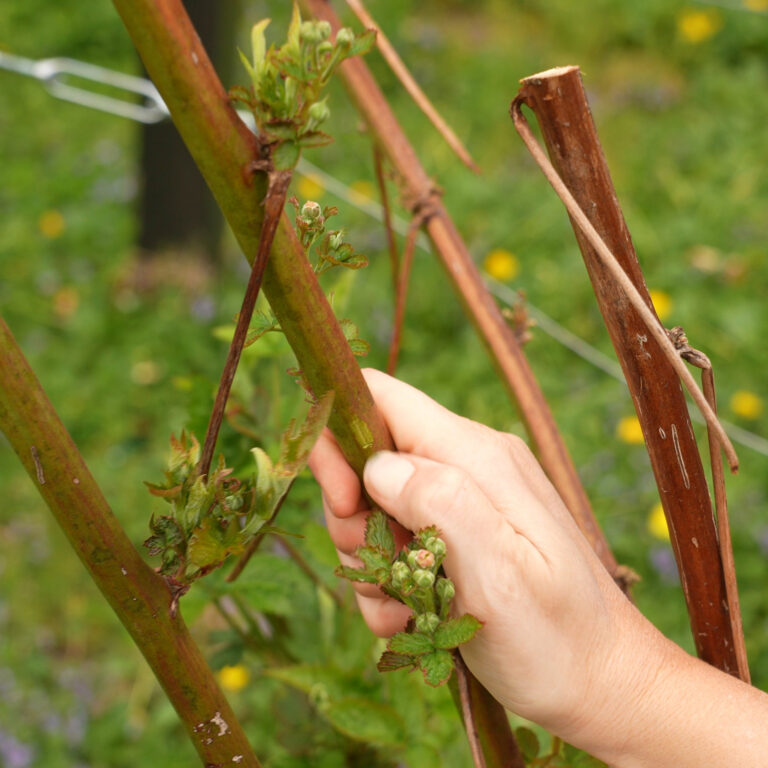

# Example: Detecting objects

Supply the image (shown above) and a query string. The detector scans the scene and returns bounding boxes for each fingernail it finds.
[364,451,414,501]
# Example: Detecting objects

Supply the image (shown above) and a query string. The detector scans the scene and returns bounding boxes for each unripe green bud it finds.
[415,612,440,634]
[308,98,330,126]
[225,494,244,511]
[301,200,322,220]
[436,577,455,604]
[406,550,420,570]
[335,27,354,48]
[391,561,410,587]
[317,41,333,56]
[300,20,331,43]
[412,569,435,588]
[329,230,344,249]
[425,537,446,557]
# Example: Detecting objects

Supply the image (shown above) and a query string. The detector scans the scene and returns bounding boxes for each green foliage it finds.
[233,4,375,168]
[143,393,333,585]
[339,510,482,687]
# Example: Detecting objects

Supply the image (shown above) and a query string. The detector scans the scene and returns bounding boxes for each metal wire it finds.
[3,51,767,458]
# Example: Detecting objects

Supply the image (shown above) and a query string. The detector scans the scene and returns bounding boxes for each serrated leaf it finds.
[244,310,282,348]
[387,632,434,656]
[348,28,376,57]
[298,130,334,148]
[356,546,391,572]
[364,509,395,558]
[187,519,228,569]
[145,481,182,499]
[515,727,541,761]
[286,2,302,56]
[418,650,454,687]
[377,651,417,673]
[339,318,370,357]
[323,698,406,747]
[433,614,483,649]
[335,564,383,585]
[266,664,347,699]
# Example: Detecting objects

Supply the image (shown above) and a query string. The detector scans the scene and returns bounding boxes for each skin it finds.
[309,369,768,767]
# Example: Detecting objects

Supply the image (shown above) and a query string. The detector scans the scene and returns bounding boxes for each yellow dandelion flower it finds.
[648,289,673,322]
[130,360,161,386]
[483,248,520,282]
[744,0,768,11]
[730,390,763,420]
[677,9,722,44]
[296,173,325,201]
[647,502,670,542]
[617,415,644,445]
[348,179,375,203]
[218,664,250,692]
[38,210,66,239]
[52,287,80,319]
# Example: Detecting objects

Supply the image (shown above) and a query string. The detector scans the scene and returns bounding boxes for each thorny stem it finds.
[510,98,738,472]
[198,168,293,479]
[345,0,480,173]
[386,217,420,375]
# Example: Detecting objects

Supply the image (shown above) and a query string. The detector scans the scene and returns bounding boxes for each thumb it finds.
[363,450,500,558]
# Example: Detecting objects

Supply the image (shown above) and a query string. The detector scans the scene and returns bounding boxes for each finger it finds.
[355,592,412,637]
[309,428,365,519]
[361,369,568,529]
[363,450,519,570]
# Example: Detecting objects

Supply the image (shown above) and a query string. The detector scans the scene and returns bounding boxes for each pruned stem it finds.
[510,96,738,471]
[513,65,743,675]
[199,168,293,478]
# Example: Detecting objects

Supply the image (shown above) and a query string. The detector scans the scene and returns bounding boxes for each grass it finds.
[2,0,768,764]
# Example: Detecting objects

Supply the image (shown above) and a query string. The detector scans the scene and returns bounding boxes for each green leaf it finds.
[272,140,300,170]
[298,130,334,149]
[433,614,483,649]
[356,546,391,573]
[376,651,417,673]
[266,664,348,700]
[278,391,334,476]
[364,509,395,558]
[335,564,382,585]
[418,649,454,687]
[223,554,309,616]
[339,318,370,357]
[187,518,229,569]
[387,632,434,656]
[286,2,302,57]
[323,698,407,747]
[403,744,441,768]
[515,727,541,762]
[348,28,376,58]
[244,309,281,348]
[250,18,271,77]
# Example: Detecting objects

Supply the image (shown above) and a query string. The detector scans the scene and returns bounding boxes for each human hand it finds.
[309,370,678,747]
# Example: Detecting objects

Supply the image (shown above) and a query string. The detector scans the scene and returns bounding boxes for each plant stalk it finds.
[0,317,262,767]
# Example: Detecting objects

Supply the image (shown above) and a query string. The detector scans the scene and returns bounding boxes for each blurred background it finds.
[1,0,768,765]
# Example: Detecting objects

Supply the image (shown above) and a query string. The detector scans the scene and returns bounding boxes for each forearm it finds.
[568,611,768,768]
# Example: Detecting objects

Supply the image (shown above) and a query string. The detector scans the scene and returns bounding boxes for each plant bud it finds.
[415,612,440,634]
[317,41,333,56]
[412,569,435,588]
[391,561,410,587]
[301,200,322,220]
[436,577,455,604]
[300,20,330,43]
[414,548,435,570]
[329,230,344,249]
[225,494,244,511]
[335,27,354,48]
[425,537,446,557]
[307,98,330,127]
